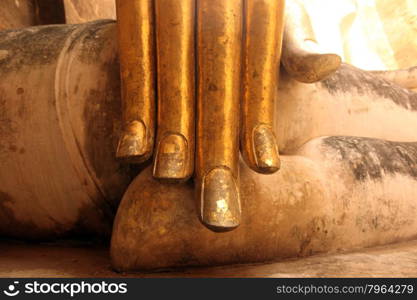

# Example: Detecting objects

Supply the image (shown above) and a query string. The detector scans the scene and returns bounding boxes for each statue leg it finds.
[111,136,417,271]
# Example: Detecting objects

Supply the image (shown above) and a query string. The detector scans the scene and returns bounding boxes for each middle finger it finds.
[196,0,244,232]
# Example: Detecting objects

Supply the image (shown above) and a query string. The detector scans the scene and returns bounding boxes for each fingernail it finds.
[116,120,148,162]
[201,167,241,232]
[253,125,280,174]
[153,133,189,182]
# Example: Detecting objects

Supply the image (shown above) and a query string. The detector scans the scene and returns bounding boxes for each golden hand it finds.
[115,0,341,232]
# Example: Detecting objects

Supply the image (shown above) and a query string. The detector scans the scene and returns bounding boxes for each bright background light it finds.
[301,0,417,70]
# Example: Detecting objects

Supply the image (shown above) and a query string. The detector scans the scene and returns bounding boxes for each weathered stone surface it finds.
[0,21,134,239]
[276,64,417,153]
[111,136,417,270]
